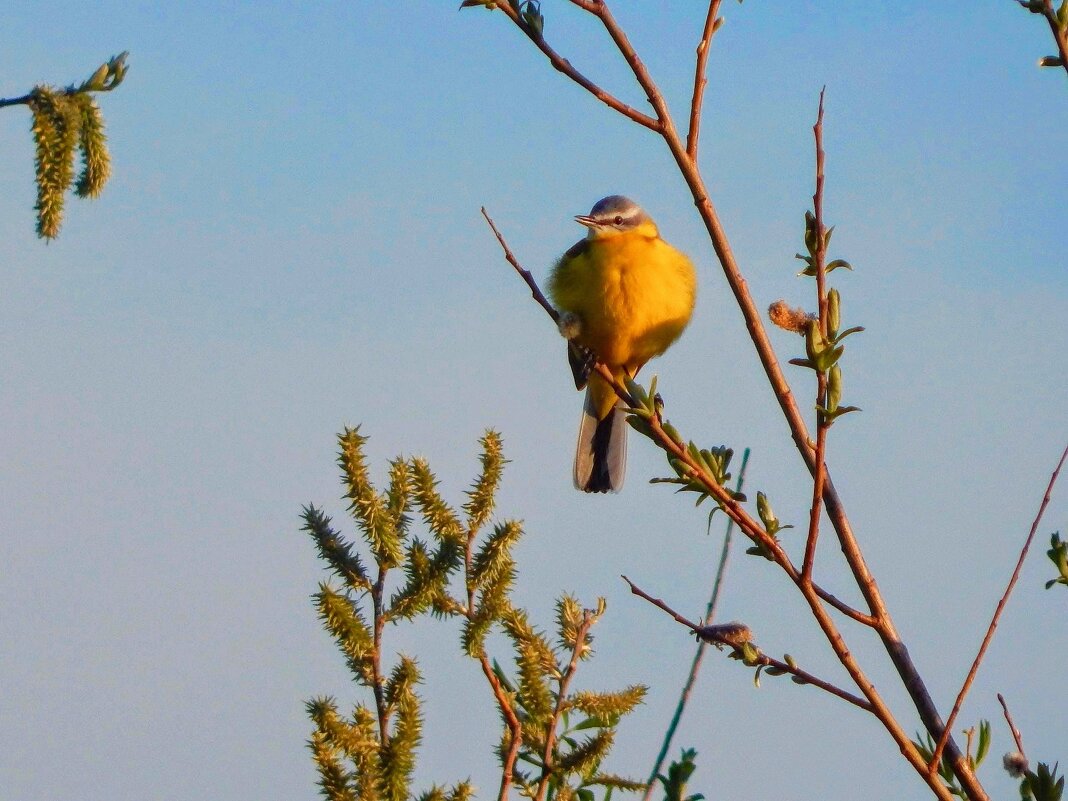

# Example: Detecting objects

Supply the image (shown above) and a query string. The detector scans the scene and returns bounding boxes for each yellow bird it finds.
[548,195,697,493]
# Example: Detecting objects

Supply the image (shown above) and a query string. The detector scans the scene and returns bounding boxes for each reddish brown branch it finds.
[535,613,596,801]
[622,576,873,712]
[686,0,724,160]
[481,207,560,324]
[929,441,1068,771]
[997,692,1027,759]
[493,2,660,131]
[479,655,523,801]
[802,89,829,583]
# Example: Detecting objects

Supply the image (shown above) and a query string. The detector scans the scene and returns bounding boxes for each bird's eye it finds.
[614,215,623,225]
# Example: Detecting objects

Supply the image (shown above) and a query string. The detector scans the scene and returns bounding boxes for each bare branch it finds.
[492,2,660,131]
[997,692,1027,760]
[686,1,724,160]
[929,441,1068,771]
[481,208,560,324]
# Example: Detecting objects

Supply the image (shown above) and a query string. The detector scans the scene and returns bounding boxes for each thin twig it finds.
[480,655,523,801]
[802,89,829,583]
[371,564,390,744]
[535,613,596,801]
[997,693,1027,759]
[462,505,523,801]
[621,576,872,712]
[0,93,34,109]
[686,0,724,160]
[642,448,748,801]
[928,441,1068,772]
[481,207,560,324]
[491,1,660,131]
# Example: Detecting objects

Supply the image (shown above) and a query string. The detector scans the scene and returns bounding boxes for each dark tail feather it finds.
[573,394,627,493]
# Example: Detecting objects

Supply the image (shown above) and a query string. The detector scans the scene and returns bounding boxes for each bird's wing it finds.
[567,341,595,390]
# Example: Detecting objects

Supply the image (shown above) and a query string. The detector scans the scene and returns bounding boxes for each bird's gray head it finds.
[575,195,653,238]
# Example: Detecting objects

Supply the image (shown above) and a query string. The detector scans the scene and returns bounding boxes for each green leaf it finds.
[826,258,852,272]
[827,288,841,338]
[826,364,842,414]
[833,325,865,342]
[976,719,991,766]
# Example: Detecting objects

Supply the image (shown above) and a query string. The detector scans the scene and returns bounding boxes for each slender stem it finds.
[803,89,829,583]
[535,614,595,801]
[642,448,748,801]
[491,1,660,131]
[686,0,723,160]
[480,654,523,801]
[928,441,1068,771]
[371,564,390,744]
[462,495,522,801]
[482,207,560,324]
[997,693,1026,759]
[621,576,873,712]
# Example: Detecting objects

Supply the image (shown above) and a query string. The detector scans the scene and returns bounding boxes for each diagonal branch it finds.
[492,1,660,131]
[928,441,1068,771]
[622,576,873,712]
[479,654,523,801]
[481,207,560,324]
[997,693,1027,760]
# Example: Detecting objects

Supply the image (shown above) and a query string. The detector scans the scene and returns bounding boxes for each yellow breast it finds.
[549,229,697,372]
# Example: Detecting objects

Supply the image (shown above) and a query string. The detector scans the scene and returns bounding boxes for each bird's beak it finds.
[574,214,597,229]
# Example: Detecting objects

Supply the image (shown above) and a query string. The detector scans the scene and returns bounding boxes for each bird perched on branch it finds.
[548,195,697,493]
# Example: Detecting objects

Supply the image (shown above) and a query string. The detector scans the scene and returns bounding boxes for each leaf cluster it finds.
[494,598,647,799]
[627,377,746,519]
[789,213,863,425]
[1018,762,1065,801]
[654,749,704,801]
[745,491,794,560]
[303,428,647,801]
[21,52,128,239]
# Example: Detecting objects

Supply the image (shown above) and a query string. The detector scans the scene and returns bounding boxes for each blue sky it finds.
[1,3,1066,800]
